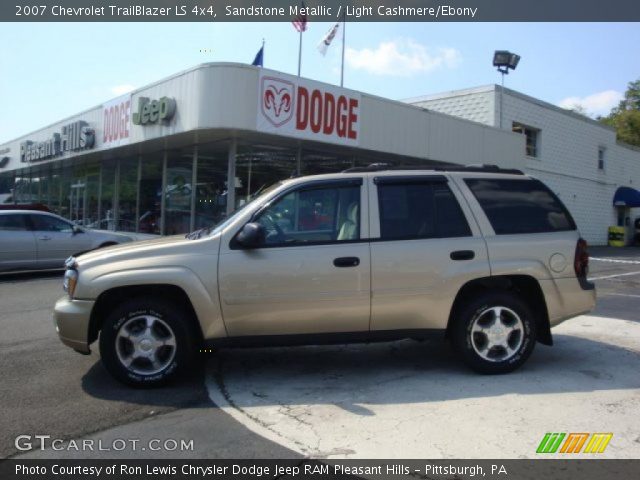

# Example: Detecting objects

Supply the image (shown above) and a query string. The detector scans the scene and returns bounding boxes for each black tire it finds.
[99,298,198,387]
[451,291,536,374]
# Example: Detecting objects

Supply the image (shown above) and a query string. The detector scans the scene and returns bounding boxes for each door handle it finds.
[450,250,475,261]
[39,236,52,241]
[333,257,360,268]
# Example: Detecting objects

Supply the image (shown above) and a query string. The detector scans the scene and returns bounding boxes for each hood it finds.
[75,234,200,267]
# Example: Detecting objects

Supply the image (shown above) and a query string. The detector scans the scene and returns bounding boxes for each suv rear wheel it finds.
[451,292,536,374]
[99,298,197,387]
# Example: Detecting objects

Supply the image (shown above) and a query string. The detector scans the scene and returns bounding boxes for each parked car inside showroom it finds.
[0,210,134,272]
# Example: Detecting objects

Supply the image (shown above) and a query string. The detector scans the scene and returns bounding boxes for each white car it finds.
[0,210,134,272]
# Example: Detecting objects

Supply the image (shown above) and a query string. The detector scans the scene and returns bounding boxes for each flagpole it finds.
[298,30,302,76]
[340,15,346,86]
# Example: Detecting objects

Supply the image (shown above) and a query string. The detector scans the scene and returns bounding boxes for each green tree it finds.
[600,79,640,147]
[569,104,589,117]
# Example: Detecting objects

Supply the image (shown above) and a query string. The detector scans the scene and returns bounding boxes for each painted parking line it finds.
[205,315,640,459]
[589,270,640,281]
[591,257,640,265]
[602,293,640,298]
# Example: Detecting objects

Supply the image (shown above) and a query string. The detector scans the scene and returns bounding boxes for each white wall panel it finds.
[414,86,640,245]
[0,63,523,174]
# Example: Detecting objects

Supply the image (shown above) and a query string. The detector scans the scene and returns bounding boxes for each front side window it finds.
[378,180,471,240]
[464,178,576,235]
[255,184,361,246]
[0,214,28,231]
[30,215,73,233]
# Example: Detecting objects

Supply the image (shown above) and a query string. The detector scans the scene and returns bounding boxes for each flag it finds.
[292,1,308,32]
[252,45,264,67]
[317,22,341,56]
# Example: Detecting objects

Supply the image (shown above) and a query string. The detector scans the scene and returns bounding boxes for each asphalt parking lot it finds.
[1,246,639,459]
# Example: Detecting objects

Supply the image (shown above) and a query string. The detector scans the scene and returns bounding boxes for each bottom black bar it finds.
[1,459,639,480]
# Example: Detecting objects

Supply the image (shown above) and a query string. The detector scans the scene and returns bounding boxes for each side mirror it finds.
[235,222,265,249]
[72,225,84,235]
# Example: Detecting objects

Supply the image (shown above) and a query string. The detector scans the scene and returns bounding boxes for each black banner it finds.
[3,0,640,22]
[2,460,640,480]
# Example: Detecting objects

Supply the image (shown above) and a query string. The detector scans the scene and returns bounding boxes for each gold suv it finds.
[53,166,596,386]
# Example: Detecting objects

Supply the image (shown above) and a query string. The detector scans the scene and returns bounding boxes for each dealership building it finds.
[1,62,638,244]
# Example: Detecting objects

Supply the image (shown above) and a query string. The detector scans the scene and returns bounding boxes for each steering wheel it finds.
[261,213,286,243]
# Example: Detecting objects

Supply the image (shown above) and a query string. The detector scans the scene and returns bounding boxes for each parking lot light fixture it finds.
[493,50,521,128]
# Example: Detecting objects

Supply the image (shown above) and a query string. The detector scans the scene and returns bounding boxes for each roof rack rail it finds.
[342,163,524,175]
[342,163,393,172]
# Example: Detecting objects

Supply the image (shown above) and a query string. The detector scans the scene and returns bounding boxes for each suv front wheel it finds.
[451,292,537,374]
[99,298,197,387]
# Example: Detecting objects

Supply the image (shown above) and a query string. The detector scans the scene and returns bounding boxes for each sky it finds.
[1,21,639,144]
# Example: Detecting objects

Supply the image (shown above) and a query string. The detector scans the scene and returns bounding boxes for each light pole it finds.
[493,50,520,129]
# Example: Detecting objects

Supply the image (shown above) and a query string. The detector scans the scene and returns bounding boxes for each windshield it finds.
[185,181,283,239]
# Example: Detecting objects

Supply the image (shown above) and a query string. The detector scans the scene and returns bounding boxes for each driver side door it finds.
[28,214,92,269]
[218,178,371,337]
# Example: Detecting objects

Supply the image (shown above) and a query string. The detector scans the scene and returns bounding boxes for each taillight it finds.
[574,238,589,278]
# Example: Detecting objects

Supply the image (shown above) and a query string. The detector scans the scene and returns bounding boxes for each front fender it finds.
[79,265,226,340]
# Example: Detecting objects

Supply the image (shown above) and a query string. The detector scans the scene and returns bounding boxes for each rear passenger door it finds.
[0,214,37,272]
[369,175,490,332]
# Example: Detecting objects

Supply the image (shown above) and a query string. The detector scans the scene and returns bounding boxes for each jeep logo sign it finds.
[132,96,176,126]
[257,72,360,146]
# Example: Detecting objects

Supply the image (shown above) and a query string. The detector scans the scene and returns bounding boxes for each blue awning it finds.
[613,186,640,207]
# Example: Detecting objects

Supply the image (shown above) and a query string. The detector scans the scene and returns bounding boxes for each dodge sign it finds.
[102,94,131,148]
[257,71,360,146]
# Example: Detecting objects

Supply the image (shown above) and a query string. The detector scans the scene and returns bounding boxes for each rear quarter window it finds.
[464,178,576,234]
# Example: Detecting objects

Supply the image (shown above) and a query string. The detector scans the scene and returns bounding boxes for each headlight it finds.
[63,257,78,298]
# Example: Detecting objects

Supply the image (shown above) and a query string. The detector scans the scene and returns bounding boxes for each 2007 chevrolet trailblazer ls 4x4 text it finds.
[53,166,595,386]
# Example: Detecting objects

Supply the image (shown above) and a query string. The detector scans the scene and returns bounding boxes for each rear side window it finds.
[0,214,28,231]
[378,180,471,240]
[464,178,576,234]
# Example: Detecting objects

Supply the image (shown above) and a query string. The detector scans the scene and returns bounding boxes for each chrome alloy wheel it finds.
[115,315,177,375]
[470,306,524,362]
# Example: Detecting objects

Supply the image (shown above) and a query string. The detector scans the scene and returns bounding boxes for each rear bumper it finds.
[540,277,597,327]
[53,296,94,354]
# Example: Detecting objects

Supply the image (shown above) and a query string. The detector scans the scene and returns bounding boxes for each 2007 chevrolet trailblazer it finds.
[53,166,595,386]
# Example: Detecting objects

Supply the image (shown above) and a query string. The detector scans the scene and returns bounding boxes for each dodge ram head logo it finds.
[261,77,295,127]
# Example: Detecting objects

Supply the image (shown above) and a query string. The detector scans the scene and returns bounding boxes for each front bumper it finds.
[53,296,95,354]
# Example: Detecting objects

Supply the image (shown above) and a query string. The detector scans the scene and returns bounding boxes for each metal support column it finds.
[135,155,142,233]
[113,160,120,231]
[97,164,102,226]
[160,151,167,235]
[190,145,198,232]
[226,139,237,217]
